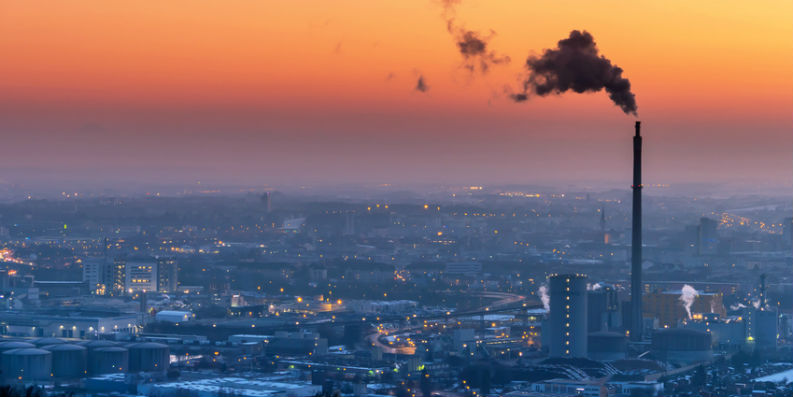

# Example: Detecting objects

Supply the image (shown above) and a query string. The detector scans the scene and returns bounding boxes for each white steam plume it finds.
[538,285,550,312]
[680,285,699,319]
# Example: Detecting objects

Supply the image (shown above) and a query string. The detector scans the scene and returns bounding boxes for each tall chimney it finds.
[630,121,643,342]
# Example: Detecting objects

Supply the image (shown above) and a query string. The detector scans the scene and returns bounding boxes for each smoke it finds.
[538,285,550,311]
[751,299,761,309]
[511,30,638,115]
[453,29,510,73]
[587,282,603,291]
[435,0,509,74]
[415,75,429,92]
[710,300,718,314]
[438,0,460,14]
[679,285,699,319]
[730,303,747,310]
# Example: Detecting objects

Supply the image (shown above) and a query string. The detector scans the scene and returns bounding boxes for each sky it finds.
[0,0,791,193]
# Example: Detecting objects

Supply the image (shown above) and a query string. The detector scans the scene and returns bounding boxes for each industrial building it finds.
[587,331,627,361]
[750,308,779,352]
[0,310,139,338]
[650,328,712,364]
[587,283,621,333]
[643,289,726,328]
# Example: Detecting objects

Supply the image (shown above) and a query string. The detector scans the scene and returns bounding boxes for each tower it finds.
[157,257,178,293]
[630,121,643,342]
[548,273,588,357]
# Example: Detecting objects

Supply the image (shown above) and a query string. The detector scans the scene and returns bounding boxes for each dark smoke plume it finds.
[512,30,637,115]
[415,75,429,92]
[437,0,509,74]
[454,29,510,73]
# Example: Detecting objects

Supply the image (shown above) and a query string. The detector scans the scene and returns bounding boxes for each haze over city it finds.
[0,2,791,397]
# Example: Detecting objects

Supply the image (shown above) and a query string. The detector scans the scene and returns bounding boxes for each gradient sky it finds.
[1,0,791,191]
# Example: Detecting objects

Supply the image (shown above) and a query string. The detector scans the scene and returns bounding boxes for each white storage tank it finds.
[43,344,87,379]
[2,348,52,381]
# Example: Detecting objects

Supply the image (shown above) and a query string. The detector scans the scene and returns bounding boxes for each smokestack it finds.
[630,121,643,342]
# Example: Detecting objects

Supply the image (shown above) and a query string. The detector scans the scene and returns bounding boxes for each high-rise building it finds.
[548,273,588,358]
[125,262,157,293]
[112,256,127,295]
[697,217,719,255]
[82,257,112,295]
[157,257,178,293]
[261,191,272,213]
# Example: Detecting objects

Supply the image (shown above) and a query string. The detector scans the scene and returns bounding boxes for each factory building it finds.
[587,332,627,361]
[0,310,139,338]
[587,284,621,332]
[651,328,712,364]
[548,273,588,358]
[750,309,778,352]
[682,313,747,350]
[643,289,726,328]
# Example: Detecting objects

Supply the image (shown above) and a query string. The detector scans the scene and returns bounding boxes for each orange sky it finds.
[0,0,791,190]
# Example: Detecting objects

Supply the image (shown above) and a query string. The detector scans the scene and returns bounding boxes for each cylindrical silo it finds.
[43,344,87,379]
[2,348,52,381]
[89,347,129,375]
[83,340,120,350]
[33,337,65,347]
[548,273,588,358]
[0,342,35,369]
[0,341,35,353]
[127,342,169,373]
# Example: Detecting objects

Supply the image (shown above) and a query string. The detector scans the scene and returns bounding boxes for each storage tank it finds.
[0,341,35,368]
[83,340,120,350]
[34,337,65,347]
[127,342,169,373]
[0,341,35,355]
[88,347,129,375]
[651,329,712,364]
[588,331,627,361]
[43,344,87,379]
[1,348,52,381]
